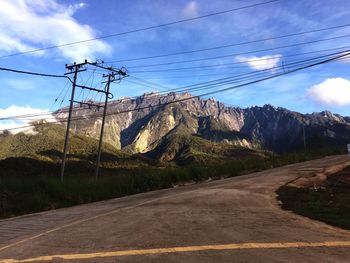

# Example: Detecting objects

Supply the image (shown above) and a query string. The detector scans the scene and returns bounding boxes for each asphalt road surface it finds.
[0,155,349,262]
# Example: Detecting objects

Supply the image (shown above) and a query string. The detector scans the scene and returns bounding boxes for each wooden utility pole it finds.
[60,61,87,182]
[95,72,115,180]
[60,60,127,182]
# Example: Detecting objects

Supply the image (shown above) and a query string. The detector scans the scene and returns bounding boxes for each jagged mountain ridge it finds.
[54,92,350,161]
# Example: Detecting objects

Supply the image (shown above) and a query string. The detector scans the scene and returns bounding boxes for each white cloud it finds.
[0,105,56,134]
[235,55,282,70]
[307,78,350,107]
[0,0,111,61]
[182,1,199,18]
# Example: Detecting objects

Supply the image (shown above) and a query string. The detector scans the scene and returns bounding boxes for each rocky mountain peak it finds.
[54,92,350,158]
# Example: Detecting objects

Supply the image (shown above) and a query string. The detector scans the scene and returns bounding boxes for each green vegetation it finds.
[0,124,346,219]
[277,165,350,230]
[146,132,263,164]
[0,124,122,161]
[0,156,265,218]
[0,148,343,219]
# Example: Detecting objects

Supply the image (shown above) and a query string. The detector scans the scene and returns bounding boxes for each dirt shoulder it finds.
[277,161,350,230]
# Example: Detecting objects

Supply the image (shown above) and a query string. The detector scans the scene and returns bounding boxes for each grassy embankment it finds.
[277,165,350,230]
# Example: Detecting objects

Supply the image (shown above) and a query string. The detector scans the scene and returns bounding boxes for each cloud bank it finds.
[0,0,111,61]
[307,77,350,107]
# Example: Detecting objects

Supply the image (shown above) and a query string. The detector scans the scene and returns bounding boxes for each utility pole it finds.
[59,60,127,182]
[95,72,114,180]
[60,61,87,182]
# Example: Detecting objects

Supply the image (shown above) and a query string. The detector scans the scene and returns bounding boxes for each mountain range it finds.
[52,92,350,164]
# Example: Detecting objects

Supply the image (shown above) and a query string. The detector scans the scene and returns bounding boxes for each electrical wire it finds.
[1,50,348,132]
[106,23,350,63]
[0,65,119,120]
[0,66,70,81]
[49,79,70,111]
[126,34,350,69]
[1,50,348,122]
[124,50,350,98]
[0,0,279,60]
[128,45,350,73]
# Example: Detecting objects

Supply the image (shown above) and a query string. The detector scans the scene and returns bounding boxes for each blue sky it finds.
[1,0,350,131]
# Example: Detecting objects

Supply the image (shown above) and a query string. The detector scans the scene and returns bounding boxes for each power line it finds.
[128,45,350,73]
[0,66,71,120]
[138,51,348,95]
[2,49,348,123]
[1,50,348,133]
[124,78,160,91]
[106,23,350,63]
[200,51,350,97]
[106,51,350,113]
[126,34,350,69]
[132,71,248,79]
[64,52,350,113]
[0,0,279,60]
[0,64,119,120]
[0,66,70,80]
[127,75,171,91]
[1,49,348,123]
[49,79,70,110]
[113,50,350,102]
[64,52,340,112]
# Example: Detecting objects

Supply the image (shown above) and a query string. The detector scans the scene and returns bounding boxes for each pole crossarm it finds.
[87,61,128,77]
[72,100,104,110]
[75,84,114,99]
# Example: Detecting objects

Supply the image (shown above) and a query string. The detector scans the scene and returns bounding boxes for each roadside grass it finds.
[277,165,350,230]
[0,148,344,219]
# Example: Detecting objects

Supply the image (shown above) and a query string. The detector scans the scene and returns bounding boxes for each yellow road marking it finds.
[1,241,350,262]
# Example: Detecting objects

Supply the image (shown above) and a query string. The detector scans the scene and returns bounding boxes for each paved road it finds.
[0,155,349,262]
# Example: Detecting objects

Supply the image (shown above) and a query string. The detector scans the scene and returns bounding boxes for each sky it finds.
[1,0,350,131]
